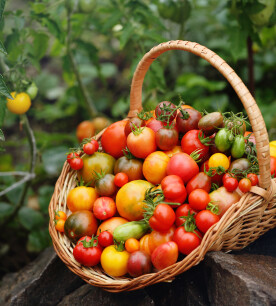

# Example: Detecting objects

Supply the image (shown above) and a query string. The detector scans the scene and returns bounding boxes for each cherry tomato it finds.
[222,173,233,184]
[247,173,258,186]
[156,127,179,151]
[127,127,156,159]
[127,250,152,277]
[93,197,116,220]
[188,189,210,211]
[76,121,95,142]
[149,204,176,232]
[98,231,113,248]
[55,211,67,221]
[173,227,201,255]
[186,172,212,195]
[73,236,102,267]
[239,178,252,193]
[224,177,239,192]
[181,130,209,160]
[195,210,220,233]
[155,101,177,122]
[209,153,230,170]
[55,219,65,232]
[6,92,31,115]
[67,186,98,212]
[125,238,140,253]
[95,173,116,197]
[151,241,178,271]
[83,142,96,155]
[176,108,202,133]
[67,152,80,164]
[125,117,145,136]
[175,204,197,227]
[101,121,127,158]
[270,156,276,177]
[161,175,187,203]
[70,157,84,170]
[114,156,143,182]
[114,172,129,187]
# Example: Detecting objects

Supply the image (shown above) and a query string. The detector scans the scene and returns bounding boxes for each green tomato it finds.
[249,0,275,27]
[215,128,233,152]
[231,135,245,159]
[78,0,96,13]
[26,82,38,100]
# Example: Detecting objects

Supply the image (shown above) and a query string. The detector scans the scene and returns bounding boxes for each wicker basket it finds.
[49,40,276,292]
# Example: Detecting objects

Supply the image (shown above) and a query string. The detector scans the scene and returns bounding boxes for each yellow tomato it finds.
[270,141,276,158]
[209,153,230,170]
[164,145,182,157]
[116,180,154,221]
[101,245,130,277]
[55,219,65,232]
[67,186,98,212]
[142,151,169,184]
[6,92,31,114]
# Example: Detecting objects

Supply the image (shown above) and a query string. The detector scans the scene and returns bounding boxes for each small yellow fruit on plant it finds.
[6,92,31,114]
[209,153,230,170]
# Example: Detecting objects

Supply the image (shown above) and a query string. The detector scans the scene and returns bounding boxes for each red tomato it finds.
[93,197,116,220]
[70,157,84,170]
[90,139,99,151]
[67,152,79,164]
[98,231,113,247]
[149,204,176,232]
[224,177,239,192]
[73,236,102,267]
[270,156,276,177]
[186,172,212,195]
[156,127,179,151]
[127,127,156,159]
[173,227,201,255]
[239,178,252,193]
[166,153,199,184]
[247,173,258,186]
[76,121,95,142]
[127,250,152,277]
[114,172,129,187]
[148,226,175,254]
[188,189,210,211]
[161,175,187,203]
[101,121,127,158]
[176,108,202,134]
[83,142,96,155]
[175,204,197,227]
[146,118,164,132]
[155,101,177,122]
[222,173,233,184]
[151,241,178,271]
[195,210,220,233]
[181,130,209,160]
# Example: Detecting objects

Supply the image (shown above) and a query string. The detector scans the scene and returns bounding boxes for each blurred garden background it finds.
[0,0,275,279]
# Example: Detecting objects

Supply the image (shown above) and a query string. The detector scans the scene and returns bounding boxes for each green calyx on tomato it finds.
[80,235,98,248]
[205,165,226,177]
[137,109,153,121]
[206,202,220,215]
[180,211,201,239]
[114,240,125,252]
[190,148,203,163]
[198,130,213,146]
[223,111,248,136]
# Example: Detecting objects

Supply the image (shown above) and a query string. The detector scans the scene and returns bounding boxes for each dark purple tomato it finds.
[127,250,152,277]
[176,108,202,134]
[156,127,179,151]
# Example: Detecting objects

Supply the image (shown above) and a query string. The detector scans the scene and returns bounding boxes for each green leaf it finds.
[0,129,4,141]
[42,146,68,176]
[245,2,265,14]
[0,96,6,126]
[27,228,52,253]
[0,75,12,99]
[0,202,14,222]
[32,32,49,60]
[38,185,54,213]
[42,18,64,43]
[120,24,134,49]
[0,0,6,22]
[18,207,45,231]
[102,11,123,32]
[0,40,7,54]
[30,2,47,14]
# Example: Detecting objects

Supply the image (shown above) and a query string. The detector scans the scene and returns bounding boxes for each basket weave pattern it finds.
[49,41,276,292]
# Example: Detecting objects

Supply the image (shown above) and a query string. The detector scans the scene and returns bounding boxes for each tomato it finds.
[186,172,212,195]
[26,82,38,100]
[114,156,143,182]
[97,217,128,235]
[151,241,178,271]
[209,187,241,216]
[143,151,170,184]
[125,117,145,136]
[209,153,230,170]
[148,225,175,254]
[239,178,252,193]
[166,153,199,184]
[149,204,175,232]
[91,117,111,133]
[229,158,251,177]
[271,156,276,177]
[6,92,31,115]
[195,210,220,233]
[156,127,179,151]
[79,0,96,13]
[101,121,127,158]
[70,157,84,170]
[67,152,79,164]
[161,175,187,203]
[127,250,152,277]
[200,160,224,186]
[231,135,245,159]
[146,118,164,132]
[93,197,116,220]
[164,145,182,157]
[139,234,151,255]
[67,186,98,212]
[95,173,116,197]
[175,204,197,227]
[224,177,239,192]
[244,131,256,145]
[73,236,102,267]
[127,127,156,159]
[181,130,209,160]
[98,231,113,247]
[214,128,233,152]
[55,211,67,221]
[198,112,224,136]
[55,219,65,232]
[155,101,177,122]
[116,180,154,221]
[77,152,115,186]
[173,227,201,255]
[125,238,140,253]
[76,121,95,142]
[188,189,210,211]
[101,245,130,277]
[114,172,129,187]
[83,142,96,155]
[176,108,202,134]
[64,210,98,242]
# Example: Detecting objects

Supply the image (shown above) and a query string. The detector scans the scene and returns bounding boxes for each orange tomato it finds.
[96,217,128,235]
[142,151,170,184]
[55,211,67,221]
[148,225,176,254]
[67,186,98,212]
[125,238,140,253]
[116,180,154,221]
[76,121,95,142]
[164,145,183,157]
[55,219,65,232]
[139,234,151,255]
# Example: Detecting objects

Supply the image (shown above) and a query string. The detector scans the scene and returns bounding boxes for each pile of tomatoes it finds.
[56,101,276,278]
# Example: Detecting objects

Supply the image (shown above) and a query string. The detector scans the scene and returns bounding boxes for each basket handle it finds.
[128,40,271,190]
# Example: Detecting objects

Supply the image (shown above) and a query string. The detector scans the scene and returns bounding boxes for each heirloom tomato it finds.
[55,219,65,232]
[166,153,199,184]
[70,157,83,170]
[269,141,276,158]
[181,130,209,159]
[96,217,128,235]
[91,117,111,132]
[146,118,164,132]
[200,160,223,186]
[176,108,202,134]
[55,211,67,221]
[164,145,182,157]
[195,210,220,233]
[101,121,127,158]
[149,204,176,232]
[76,121,95,142]
[127,127,156,159]
[127,251,152,277]
[83,142,96,155]
[155,101,177,122]
[228,158,251,179]
[231,135,245,159]
[175,204,197,227]
[67,186,98,212]
[143,151,170,184]
[77,152,115,186]
[188,189,210,211]
[116,180,153,221]
[67,152,79,164]
[101,245,130,277]
[161,175,187,203]
[92,197,116,220]
[186,172,211,194]
[95,173,116,197]
[114,156,143,181]
[214,128,233,152]
[151,241,178,271]
[148,225,175,254]
[156,127,179,151]
[173,227,201,255]
[139,234,152,255]
[198,112,224,136]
